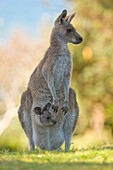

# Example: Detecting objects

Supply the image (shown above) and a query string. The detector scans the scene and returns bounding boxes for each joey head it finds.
[34,103,56,126]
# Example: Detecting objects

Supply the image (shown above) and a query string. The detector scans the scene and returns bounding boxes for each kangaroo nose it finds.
[79,36,83,42]
[52,120,56,125]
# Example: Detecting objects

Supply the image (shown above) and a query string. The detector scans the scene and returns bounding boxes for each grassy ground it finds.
[0,146,113,170]
[0,118,113,169]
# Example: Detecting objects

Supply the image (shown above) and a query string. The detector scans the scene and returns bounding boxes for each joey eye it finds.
[67,29,72,33]
[47,116,50,120]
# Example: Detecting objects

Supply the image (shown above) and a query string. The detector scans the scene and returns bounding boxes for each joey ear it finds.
[65,12,76,23]
[55,9,67,26]
[43,103,51,111]
[34,107,42,115]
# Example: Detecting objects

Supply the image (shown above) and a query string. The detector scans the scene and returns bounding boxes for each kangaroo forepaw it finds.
[52,105,58,112]
[52,99,59,112]
[62,106,68,115]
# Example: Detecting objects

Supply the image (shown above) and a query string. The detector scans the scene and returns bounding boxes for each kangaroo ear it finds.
[34,107,42,115]
[65,12,76,23]
[55,9,67,26]
[43,103,51,111]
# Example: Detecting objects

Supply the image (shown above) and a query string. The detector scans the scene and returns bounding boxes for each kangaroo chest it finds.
[53,55,72,88]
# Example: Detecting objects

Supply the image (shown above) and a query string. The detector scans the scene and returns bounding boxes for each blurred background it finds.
[0,0,113,151]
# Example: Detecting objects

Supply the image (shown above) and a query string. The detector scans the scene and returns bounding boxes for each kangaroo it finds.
[18,9,82,150]
[28,9,83,113]
[18,88,79,151]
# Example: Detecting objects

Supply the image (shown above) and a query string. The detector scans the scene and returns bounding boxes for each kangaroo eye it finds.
[67,29,72,33]
[47,116,50,120]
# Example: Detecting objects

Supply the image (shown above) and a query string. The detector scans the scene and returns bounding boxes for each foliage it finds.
[68,0,113,134]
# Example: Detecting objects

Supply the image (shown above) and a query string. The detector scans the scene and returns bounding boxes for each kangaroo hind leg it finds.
[63,88,79,151]
[18,89,35,151]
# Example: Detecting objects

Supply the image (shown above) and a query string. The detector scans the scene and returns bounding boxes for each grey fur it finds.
[18,10,82,151]
[18,88,79,150]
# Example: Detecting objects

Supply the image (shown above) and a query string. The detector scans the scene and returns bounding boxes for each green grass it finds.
[0,118,113,169]
[0,146,113,170]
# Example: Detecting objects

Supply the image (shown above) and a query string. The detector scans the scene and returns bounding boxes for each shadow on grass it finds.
[0,161,113,170]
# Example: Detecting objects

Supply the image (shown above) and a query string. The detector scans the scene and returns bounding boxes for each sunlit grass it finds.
[0,146,113,170]
[0,118,113,169]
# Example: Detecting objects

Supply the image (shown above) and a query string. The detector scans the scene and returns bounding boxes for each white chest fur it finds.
[54,54,72,89]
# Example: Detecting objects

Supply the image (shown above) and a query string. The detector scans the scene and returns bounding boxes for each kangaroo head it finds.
[34,103,56,126]
[51,9,83,45]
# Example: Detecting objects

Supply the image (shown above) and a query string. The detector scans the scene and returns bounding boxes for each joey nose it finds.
[79,36,83,42]
[52,120,56,125]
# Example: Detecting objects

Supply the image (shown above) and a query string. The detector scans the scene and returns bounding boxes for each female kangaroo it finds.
[18,10,82,150]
